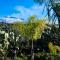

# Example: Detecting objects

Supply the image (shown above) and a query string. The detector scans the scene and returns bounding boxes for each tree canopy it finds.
[12,16,45,40]
[34,0,60,28]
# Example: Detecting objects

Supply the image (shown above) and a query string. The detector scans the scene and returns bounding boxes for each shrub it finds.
[48,42,57,55]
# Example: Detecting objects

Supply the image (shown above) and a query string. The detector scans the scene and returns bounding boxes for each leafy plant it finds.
[12,16,46,60]
[48,42,60,55]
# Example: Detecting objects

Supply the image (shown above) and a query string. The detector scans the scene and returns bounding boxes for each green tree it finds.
[12,16,45,60]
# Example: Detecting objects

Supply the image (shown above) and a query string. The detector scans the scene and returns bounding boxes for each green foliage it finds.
[12,16,45,41]
[12,16,46,60]
[16,57,25,60]
[48,42,57,55]
[35,52,60,60]
[48,42,60,55]
[16,56,27,60]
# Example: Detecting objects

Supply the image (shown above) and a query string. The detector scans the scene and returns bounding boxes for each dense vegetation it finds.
[0,0,60,60]
[0,16,60,60]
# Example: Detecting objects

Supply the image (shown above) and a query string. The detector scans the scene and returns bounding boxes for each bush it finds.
[35,52,60,60]
[16,57,24,60]
[16,55,27,60]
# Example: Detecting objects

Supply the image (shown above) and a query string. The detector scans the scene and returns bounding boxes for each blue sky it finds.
[0,0,47,21]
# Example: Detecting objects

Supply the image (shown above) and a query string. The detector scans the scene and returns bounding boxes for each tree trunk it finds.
[31,40,34,60]
[13,50,16,60]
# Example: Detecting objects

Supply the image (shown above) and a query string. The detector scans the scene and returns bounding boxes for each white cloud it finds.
[0,16,23,23]
[0,4,47,23]
[11,4,47,20]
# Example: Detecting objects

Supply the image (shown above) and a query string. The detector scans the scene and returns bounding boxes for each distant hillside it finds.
[0,16,23,24]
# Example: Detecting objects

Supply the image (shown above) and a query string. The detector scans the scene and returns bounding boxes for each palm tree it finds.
[34,0,60,28]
